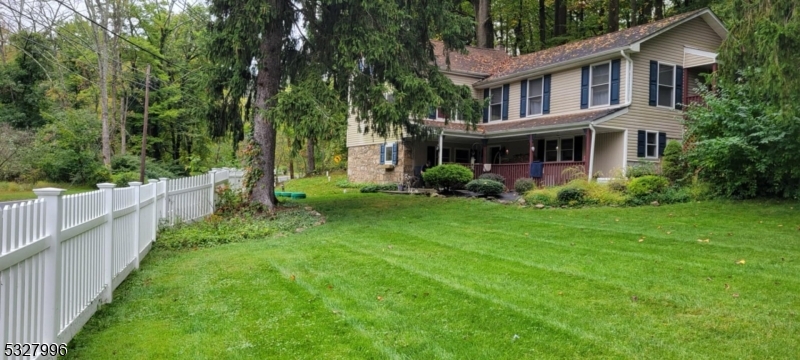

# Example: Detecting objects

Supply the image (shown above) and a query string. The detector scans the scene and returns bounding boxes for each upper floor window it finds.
[527,77,544,116]
[590,62,611,107]
[658,63,676,108]
[489,87,503,121]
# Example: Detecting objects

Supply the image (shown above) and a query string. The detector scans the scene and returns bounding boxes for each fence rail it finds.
[0,168,242,359]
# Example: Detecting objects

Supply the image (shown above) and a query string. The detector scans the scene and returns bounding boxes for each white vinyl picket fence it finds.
[0,168,242,359]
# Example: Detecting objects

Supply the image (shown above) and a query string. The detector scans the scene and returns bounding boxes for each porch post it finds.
[683,67,689,107]
[584,128,592,177]
[438,132,444,165]
[528,134,534,163]
[481,139,488,164]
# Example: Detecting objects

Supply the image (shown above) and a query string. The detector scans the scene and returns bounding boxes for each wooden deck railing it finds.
[459,161,585,189]
[684,95,705,109]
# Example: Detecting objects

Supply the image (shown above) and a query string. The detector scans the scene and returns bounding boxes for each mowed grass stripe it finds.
[255,240,612,359]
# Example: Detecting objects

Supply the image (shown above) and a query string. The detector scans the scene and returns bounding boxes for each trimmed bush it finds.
[514,178,536,194]
[478,173,506,183]
[557,187,586,205]
[360,184,397,193]
[607,180,627,193]
[465,179,504,196]
[627,175,670,197]
[661,140,688,183]
[524,188,558,206]
[626,162,658,178]
[422,164,473,191]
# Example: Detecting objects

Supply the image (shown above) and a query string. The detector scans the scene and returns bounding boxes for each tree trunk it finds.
[538,0,546,48]
[608,0,620,33]
[305,137,315,175]
[250,4,283,210]
[655,0,664,20]
[120,96,127,155]
[630,0,638,26]
[554,0,568,38]
[87,0,112,167]
[473,0,494,48]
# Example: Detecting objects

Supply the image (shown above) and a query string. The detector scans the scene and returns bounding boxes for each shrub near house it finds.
[422,164,473,192]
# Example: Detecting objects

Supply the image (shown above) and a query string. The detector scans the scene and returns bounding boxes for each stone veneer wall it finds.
[348,142,413,184]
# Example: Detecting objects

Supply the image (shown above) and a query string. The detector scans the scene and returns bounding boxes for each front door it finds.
[489,146,502,164]
[427,146,436,165]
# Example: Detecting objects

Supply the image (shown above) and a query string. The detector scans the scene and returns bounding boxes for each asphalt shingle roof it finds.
[425,107,625,135]
[431,41,510,75]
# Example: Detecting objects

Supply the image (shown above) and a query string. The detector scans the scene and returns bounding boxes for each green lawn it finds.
[66,175,800,359]
[0,182,95,202]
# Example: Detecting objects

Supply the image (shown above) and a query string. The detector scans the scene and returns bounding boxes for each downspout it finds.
[438,131,444,166]
[588,50,633,180]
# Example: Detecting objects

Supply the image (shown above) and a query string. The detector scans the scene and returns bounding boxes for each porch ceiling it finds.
[421,107,627,139]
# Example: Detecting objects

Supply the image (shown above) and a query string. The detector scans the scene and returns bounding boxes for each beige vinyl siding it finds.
[604,17,723,162]
[496,57,628,122]
[593,131,625,177]
[687,71,705,96]
[445,73,482,99]
[346,112,402,147]
[684,52,715,68]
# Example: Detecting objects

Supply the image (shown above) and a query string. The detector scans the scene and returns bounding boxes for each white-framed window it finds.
[527,77,544,116]
[646,131,658,158]
[384,143,395,164]
[545,140,559,162]
[489,87,503,121]
[561,138,575,162]
[590,61,611,107]
[657,62,676,108]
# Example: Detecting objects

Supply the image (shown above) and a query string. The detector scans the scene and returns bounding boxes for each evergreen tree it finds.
[208,0,483,210]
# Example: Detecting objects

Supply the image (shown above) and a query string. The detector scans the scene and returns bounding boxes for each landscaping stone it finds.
[535,204,545,209]
[651,201,660,206]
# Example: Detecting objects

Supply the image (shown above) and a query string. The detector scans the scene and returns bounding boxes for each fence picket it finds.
[1,169,243,350]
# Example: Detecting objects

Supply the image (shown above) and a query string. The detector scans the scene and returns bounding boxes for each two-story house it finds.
[346,8,727,188]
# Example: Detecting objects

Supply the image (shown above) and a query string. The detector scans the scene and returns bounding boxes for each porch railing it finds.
[459,161,585,189]
[684,95,705,108]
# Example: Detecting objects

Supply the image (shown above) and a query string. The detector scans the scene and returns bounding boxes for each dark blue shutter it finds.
[483,89,489,123]
[610,59,621,105]
[428,107,436,119]
[649,61,658,106]
[580,66,590,109]
[380,143,386,164]
[658,132,667,157]
[392,143,399,165]
[501,84,510,120]
[519,80,528,117]
[675,66,684,110]
[637,130,646,158]
[543,75,552,114]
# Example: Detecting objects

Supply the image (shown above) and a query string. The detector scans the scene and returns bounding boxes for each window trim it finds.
[589,61,612,108]
[656,61,677,109]
[489,86,503,122]
[541,137,584,163]
[526,77,545,117]
[454,148,471,164]
[384,143,395,164]
[645,131,659,159]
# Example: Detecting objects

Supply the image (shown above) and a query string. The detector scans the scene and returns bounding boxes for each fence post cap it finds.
[148,179,158,184]
[33,187,66,196]
[158,177,168,181]
[97,183,117,189]
[127,182,143,187]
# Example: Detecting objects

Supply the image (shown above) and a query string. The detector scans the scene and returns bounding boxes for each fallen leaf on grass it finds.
[290,275,296,281]
[638,239,644,243]
[666,231,672,235]
[725,283,730,290]
[727,232,733,236]
[615,218,620,222]
[778,225,783,227]
[327,284,334,290]
[631,296,638,302]
[736,259,746,265]
[732,293,739,298]
[377,296,383,301]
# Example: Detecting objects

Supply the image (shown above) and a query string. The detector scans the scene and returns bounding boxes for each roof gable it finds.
[474,8,725,84]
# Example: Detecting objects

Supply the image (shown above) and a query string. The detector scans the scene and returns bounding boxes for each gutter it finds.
[474,47,632,89]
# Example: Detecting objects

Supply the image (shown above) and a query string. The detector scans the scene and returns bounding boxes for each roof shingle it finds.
[458,9,706,82]
[431,41,510,75]
[424,107,625,135]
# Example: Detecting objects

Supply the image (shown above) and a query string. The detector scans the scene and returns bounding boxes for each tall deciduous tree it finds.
[608,0,620,32]
[473,0,494,48]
